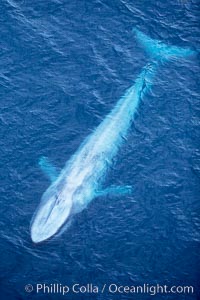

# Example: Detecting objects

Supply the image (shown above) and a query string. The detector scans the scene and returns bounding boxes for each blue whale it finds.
[31,29,194,243]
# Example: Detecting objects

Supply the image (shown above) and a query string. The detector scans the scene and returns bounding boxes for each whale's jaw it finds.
[31,228,50,244]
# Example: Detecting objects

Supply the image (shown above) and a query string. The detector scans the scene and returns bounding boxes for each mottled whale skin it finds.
[30,29,194,243]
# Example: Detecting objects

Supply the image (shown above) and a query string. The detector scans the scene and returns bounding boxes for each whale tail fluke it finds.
[133,28,196,61]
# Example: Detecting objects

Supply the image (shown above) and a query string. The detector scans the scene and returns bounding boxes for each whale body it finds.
[31,29,194,243]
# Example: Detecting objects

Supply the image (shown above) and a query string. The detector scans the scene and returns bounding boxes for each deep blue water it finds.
[0,0,200,299]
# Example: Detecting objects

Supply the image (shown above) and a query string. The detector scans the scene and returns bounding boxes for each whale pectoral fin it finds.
[96,185,133,197]
[38,156,59,182]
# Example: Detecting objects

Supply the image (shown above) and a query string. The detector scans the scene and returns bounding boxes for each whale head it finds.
[30,185,73,243]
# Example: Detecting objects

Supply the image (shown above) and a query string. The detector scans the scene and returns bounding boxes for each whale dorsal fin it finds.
[38,156,59,182]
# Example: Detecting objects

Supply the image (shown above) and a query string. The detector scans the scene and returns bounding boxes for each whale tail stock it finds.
[133,28,196,62]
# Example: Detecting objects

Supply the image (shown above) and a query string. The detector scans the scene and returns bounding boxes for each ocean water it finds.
[0,0,199,299]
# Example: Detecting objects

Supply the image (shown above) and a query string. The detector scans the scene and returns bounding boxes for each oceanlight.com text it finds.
[25,282,194,296]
